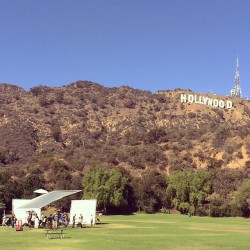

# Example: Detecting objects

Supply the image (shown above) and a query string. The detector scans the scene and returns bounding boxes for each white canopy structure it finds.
[13,190,82,224]
[34,189,48,194]
[17,190,81,210]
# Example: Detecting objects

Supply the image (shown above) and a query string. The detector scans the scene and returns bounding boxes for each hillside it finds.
[0,80,250,183]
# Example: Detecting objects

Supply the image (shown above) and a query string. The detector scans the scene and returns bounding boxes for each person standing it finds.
[79,214,83,228]
[91,214,93,227]
[11,214,16,228]
[31,213,36,227]
[54,213,58,228]
[72,214,76,228]
[64,212,69,227]
[42,216,47,228]
[2,214,6,226]
[27,213,32,227]
[40,213,45,227]
[47,214,53,229]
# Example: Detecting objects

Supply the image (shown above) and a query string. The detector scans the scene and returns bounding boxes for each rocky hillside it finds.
[0,81,250,180]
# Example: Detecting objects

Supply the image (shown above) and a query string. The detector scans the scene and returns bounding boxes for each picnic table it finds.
[44,229,64,239]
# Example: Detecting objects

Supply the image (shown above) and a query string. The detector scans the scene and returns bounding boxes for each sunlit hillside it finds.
[0,81,250,182]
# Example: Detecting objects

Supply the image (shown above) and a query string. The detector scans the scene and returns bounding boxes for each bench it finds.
[44,229,64,239]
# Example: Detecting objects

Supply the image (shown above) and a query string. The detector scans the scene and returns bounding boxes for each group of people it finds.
[72,214,93,228]
[1,211,94,229]
[26,211,69,229]
[2,214,17,228]
[72,213,84,228]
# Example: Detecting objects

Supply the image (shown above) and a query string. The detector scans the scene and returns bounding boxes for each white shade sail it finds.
[16,190,82,210]
[34,189,48,194]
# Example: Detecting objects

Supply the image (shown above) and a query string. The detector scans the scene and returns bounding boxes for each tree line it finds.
[1,162,250,217]
[82,164,250,217]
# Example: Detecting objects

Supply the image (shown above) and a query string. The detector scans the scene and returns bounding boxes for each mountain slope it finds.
[0,81,250,180]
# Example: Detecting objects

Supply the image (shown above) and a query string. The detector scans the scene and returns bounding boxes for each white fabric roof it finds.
[16,190,81,210]
[34,188,48,194]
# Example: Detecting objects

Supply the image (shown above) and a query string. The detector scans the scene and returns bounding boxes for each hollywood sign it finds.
[180,94,233,109]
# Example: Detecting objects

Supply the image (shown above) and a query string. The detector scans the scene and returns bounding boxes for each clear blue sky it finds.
[0,0,250,97]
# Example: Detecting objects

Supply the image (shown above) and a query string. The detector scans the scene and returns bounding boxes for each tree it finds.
[82,165,131,212]
[132,169,167,213]
[211,168,243,199]
[0,170,23,211]
[3,180,22,211]
[0,184,5,208]
[189,170,212,214]
[47,159,74,192]
[21,174,46,199]
[166,170,212,215]
[235,178,250,217]
[166,171,190,214]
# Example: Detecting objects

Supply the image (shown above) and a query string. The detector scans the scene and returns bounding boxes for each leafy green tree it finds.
[166,171,190,214]
[166,170,212,214]
[83,165,109,209]
[208,168,245,217]
[21,174,46,198]
[132,169,167,213]
[189,170,212,214]
[0,171,23,211]
[0,184,4,207]
[211,168,243,199]
[235,178,250,217]
[3,180,22,211]
[209,195,235,217]
[83,165,131,212]
[48,159,73,190]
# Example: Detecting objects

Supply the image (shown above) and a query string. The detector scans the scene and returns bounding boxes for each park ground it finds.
[1,213,250,250]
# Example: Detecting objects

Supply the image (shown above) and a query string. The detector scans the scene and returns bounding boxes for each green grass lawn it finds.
[1,213,250,250]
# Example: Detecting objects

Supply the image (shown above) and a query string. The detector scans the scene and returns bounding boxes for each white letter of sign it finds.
[218,100,225,108]
[188,94,194,103]
[213,99,219,107]
[226,100,233,109]
[180,94,187,103]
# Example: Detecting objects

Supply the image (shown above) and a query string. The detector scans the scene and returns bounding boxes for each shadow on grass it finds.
[95,222,109,225]
[46,237,72,240]
[74,223,110,229]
